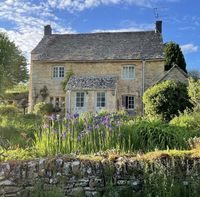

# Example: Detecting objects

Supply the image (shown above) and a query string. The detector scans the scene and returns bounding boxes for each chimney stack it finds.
[155,20,162,33]
[44,25,52,36]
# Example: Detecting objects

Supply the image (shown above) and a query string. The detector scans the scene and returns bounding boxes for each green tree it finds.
[0,32,28,94]
[164,41,187,73]
[188,70,200,81]
[143,80,192,121]
[188,78,200,111]
[60,69,74,91]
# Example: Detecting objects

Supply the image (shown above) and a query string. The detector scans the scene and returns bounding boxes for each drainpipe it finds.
[142,60,146,115]
[67,90,71,114]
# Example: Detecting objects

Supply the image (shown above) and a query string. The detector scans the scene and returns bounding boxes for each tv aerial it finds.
[154,8,159,19]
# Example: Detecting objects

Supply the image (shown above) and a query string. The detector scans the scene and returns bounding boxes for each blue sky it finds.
[0,0,199,71]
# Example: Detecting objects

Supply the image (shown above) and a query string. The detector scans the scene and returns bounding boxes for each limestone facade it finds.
[28,60,165,114]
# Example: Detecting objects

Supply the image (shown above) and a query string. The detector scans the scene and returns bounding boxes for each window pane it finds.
[97,92,106,107]
[59,67,64,77]
[53,67,58,78]
[123,65,134,79]
[53,66,64,78]
[76,92,84,107]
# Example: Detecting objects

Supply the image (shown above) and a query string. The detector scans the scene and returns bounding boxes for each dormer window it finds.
[122,65,135,79]
[53,66,64,78]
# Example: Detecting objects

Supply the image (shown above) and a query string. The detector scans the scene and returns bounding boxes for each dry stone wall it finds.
[0,155,198,197]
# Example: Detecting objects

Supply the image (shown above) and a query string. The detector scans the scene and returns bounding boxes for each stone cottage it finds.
[29,21,187,114]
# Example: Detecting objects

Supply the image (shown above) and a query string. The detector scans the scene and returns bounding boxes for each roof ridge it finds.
[50,30,156,36]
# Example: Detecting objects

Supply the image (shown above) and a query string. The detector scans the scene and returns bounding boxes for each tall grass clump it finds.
[34,112,130,156]
[34,112,190,157]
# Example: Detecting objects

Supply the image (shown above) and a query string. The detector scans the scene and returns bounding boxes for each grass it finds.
[1,110,200,162]
[0,112,42,147]
[1,147,200,163]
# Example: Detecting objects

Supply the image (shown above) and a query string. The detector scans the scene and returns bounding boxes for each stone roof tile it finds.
[32,31,164,61]
[67,76,117,90]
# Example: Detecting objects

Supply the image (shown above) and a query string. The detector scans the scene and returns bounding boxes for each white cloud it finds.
[0,0,181,65]
[93,22,154,32]
[181,44,198,54]
[47,0,179,11]
[0,0,74,64]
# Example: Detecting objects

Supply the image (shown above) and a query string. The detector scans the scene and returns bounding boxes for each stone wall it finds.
[28,60,164,113]
[0,155,199,197]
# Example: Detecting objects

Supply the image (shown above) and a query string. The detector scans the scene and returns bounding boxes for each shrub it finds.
[124,120,189,151]
[0,105,18,116]
[34,102,54,115]
[33,112,190,157]
[188,78,200,111]
[143,80,192,121]
[170,111,200,130]
[0,111,41,147]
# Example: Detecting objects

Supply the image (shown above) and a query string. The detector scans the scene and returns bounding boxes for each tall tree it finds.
[164,41,187,73]
[0,32,28,94]
[188,70,200,80]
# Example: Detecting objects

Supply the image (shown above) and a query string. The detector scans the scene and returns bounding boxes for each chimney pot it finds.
[155,21,162,33]
[44,25,52,36]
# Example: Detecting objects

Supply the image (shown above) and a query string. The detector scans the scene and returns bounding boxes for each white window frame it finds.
[127,96,135,110]
[53,66,65,79]
[96,92,106,108]
[122,95,135,110]
[122,65,135,80]
[76,92,85,108]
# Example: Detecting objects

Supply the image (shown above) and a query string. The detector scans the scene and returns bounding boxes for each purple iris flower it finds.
[66,114,72,120]
[88,124,93,132]
[73,113,79,119]
[42,124,49,129]
[95,124,100,129]
[77,135,81,141]
[102,116,109,125]
[62,132,67,138]
[49,114,56,121]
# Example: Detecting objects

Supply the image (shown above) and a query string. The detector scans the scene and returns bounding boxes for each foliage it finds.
[188,137,200,150]
[5,83,28,94]
[0,33,28,94]
[188,70,200,81]
[61,69,74,91]
[0,104,18,116]
[23,181,64,197]
[188,78,200,111]
[34,112,130,156]
[33,112,194,157]
[170,111,200,130]
[164,41,187,72]
[34,102,54,115]
[143,80,192,121]
[0,112,41,147]
[0,147,35,161]
[125,120,189,151]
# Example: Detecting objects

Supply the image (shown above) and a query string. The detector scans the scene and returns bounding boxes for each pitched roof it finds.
[67,76,117,90]
[155,64,188,84]
[32,31,164,61]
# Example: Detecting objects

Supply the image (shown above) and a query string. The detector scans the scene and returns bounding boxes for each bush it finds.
[188,78,200,111]
[124,120,189,151]
[0,112,41,147]
[170,112,200,130]
[0,105,18,116]
[143,80,192,121]
[34,102,54,115]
